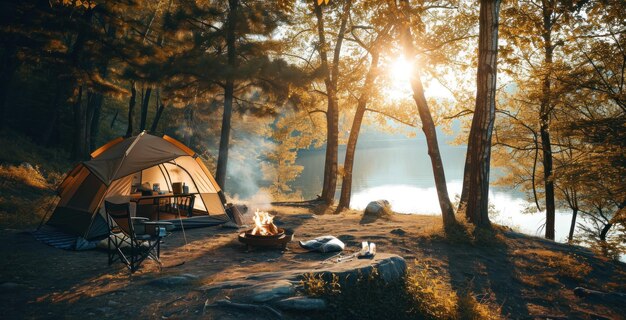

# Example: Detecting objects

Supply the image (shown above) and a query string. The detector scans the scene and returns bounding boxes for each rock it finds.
[148,274,198,287]
[249,280,295,302]
[390,228,406,236]
[312,253,407,286]
[274,297,327,311]
[363,200,392,219]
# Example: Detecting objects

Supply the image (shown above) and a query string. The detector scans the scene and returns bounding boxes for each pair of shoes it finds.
[357,241,376,259]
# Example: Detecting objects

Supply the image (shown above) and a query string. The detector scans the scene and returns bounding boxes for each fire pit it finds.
[238,210,293,251]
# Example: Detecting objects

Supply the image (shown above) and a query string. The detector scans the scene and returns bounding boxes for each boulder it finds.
[362,200,392,222]
[305,253,407,286]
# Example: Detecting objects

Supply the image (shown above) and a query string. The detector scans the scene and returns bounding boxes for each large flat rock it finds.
[199,253,407,311]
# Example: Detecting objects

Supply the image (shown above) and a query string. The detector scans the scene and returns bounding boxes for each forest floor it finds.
[0,205,625,319]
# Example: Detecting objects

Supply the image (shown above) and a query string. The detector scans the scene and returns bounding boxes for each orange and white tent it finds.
[45,132,228,241]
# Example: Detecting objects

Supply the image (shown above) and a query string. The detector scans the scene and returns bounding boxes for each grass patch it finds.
[300,261,502,320]
[514,249,592,282]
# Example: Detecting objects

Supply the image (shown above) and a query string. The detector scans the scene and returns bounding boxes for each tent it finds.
[43,132,231,242]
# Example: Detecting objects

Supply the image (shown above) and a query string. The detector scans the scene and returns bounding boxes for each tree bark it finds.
[150,89,164,133]
[541,0,556,240]
[215,0,239,189]
[568,207,578,242]
[71,86,86,160]
[41,81,63,146]
[337,52,380,211]
[599,222,612,242]
[460,0,501,226]
[87,24,114,151]
[139,87,152,132]
[396,0,456,227]
[125,82,137,138]
[316,0,352,204]
[88,93,103,151]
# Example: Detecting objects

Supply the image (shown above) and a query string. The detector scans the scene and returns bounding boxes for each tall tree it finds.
[215,0,239,189]
[337,17,392,211]
[459,0,501,226]
[394,0,456,228]
[314,0,352,204]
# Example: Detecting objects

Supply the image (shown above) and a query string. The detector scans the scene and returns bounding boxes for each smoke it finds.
[224,117,276,208]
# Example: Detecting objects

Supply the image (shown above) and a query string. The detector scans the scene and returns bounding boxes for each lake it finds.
[289,126,578,243]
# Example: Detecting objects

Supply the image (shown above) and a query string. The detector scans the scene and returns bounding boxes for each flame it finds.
[251,209,279,236]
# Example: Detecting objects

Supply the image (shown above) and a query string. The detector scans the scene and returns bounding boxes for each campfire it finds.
[239,209,292,250]
[250,209,280,236]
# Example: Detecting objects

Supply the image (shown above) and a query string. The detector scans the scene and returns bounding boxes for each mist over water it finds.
[291,126,579,243]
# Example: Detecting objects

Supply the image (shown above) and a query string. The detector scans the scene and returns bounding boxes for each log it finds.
[574,286,626,305]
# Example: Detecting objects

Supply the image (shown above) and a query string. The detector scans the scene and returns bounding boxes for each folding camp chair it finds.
[104,201,173,273]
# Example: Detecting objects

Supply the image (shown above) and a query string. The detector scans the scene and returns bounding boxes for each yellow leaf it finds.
[76,0,82,6]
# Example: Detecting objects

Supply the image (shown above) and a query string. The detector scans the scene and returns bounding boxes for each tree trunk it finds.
[541,2,556,240]
[215,0,239,189]
[87,25,114,151]
[89,93,103,151]
[125,82,137,138]
[396,0,456,227]
[85,91,104,153]
[183,104,193,146]
[337,52,380,211]
[0,46,17,129]
[41,81,63,146]
[568,207,578,242]
[140,87,152,132]
[150,89,164,133]
[461,0,501,226]
[599,223,612,242]
[71,86,86,160]
[316,0,351,204]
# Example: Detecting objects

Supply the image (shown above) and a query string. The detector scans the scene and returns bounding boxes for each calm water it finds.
[290,127,577,242]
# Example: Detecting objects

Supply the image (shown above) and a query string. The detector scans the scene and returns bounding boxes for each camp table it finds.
[130,193,197,220]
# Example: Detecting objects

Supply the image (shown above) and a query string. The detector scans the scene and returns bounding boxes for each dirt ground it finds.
[1,207,625,319]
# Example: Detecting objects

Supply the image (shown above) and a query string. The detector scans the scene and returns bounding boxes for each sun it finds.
[384,56,454,101]
[385,56,414,101]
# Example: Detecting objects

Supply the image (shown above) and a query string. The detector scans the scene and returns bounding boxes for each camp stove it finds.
[238,210,293,251]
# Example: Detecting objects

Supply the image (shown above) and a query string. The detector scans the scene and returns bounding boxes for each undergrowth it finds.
[0,129,68,229]
[300,261,502,320]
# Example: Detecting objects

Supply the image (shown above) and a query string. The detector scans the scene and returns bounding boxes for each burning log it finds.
[238,209,292,251]
[251,210,280,236]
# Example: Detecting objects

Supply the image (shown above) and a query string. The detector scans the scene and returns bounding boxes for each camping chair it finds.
[104,201,173,273]
[160,195,195,217]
